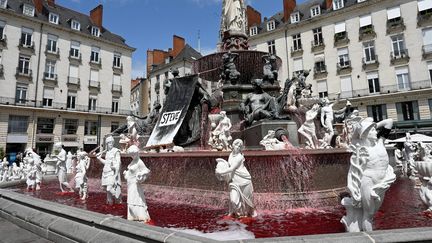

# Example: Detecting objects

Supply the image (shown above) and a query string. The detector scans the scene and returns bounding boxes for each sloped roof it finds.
[150,44,202,73]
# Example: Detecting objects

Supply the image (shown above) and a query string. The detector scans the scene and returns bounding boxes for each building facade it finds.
[130,78,150,117]
[0,0,134,159]
[248,0,432,136]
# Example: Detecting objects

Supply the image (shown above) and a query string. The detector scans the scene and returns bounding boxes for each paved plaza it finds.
[0,217,51,243]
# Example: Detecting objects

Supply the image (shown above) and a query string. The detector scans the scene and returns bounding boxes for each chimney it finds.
[283,0,296,23]
[90,4,103,28]
[33,0,43,13]
[246,6,261,29]
[172,35,185,58]
[46,0,55,7]
[326,0,333,10]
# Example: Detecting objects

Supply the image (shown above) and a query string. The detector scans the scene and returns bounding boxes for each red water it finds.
[12,177,432,238]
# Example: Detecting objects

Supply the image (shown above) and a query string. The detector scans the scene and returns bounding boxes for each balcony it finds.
[418,10,432,27]
[423,44,432,60]
[290,46,303,57]
[45,46,60,58]
[113,63,124,73]
[89,58,102,69]
[43,72,58,84]
[88,80,100,90]
[353,80,432,98]
[0,34,6,48]
[362,56,379,70]
[311,40,325,52]
[15,67,32,80]
[334,32,349,47]
[359,25,376,41]
[112,84,122,94]
[67,77,80,88]
[69,50,82,64]
[336,60,352,75]
[313,64,327,79]
[386,17,406,35]
[0,64,3,78]
[390,49,410,65]
[18,39,35,54]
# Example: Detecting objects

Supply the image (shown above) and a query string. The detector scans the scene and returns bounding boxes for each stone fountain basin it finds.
[415,161,432,178]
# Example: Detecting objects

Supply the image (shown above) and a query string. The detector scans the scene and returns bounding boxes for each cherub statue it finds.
[262,54,278,84]
[75,151,90,200]
[298,103,320,149]
[220,51,240,85]
[320,93,341,146]
[341,117,396,232]
[215,139,256,218]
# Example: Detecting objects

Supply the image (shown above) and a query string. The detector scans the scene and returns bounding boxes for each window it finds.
[113,53,121,68]
[88,97,97,111]
[396,101,419,121]
[363,41,376,63]
[310,5,321,17]
[423,28,432,54]
[314,53,326,73]
[334,22,346,39]
[387,6,401,21]
[0,0,7,9]
[317,80,328,98]
[43,87,54,107]
[293,58,303,75]
[291,12,300,23]
[21,27,33,47]
[49,13,59,24]
[91,26,100,37]
[419,0,432,14]
[18,55,30,74]
[267,40,276,55]
[0,20,5,39]
[367,72,380,93]
[333,0,344,10]
[337,48,350,67]
[111,122,119,132]
[44,60,56,79]
[113,74,121,91]
[47,34,58,53]
[312,28,323,46]
[391,34,406,57]
[428,62,432,82]
[249,27,257,36]
[359,14,373,34]
[70,41,80,58]
[267,20,275,31]
[71,20,80,31]
[8,116,28,134]
[429,99,432,118]
[90,46,100,63]
[84,121,98,135]
[67,93,76,109]
[367,105,387,122]
[63,119,78,135]
[15,86,27,104]
[37,118,54,134]
[112,99,119,113]
[292,34,302,51]
[340,76,353,98]
[90,69,99,82]
[23,4,35,17]
[396,66,410,90]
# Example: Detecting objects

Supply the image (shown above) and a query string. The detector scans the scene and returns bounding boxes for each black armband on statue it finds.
[377,127,392,139]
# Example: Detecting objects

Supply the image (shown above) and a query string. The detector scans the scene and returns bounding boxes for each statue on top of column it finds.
[220,0,249,51]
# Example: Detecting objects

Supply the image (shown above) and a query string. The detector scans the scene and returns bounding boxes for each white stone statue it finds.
[298,103,320,149]
[215,139,257,218]
[221,0,246,34]
[415,161,432,211]
[53,142,74,193]
[25,157,38,190]
[320,94,341,146]
[66,151,73,173]
[404,133,417,176]
[209,111,232,151]
[75,151,90,200]
[394,147,406,176]
[23,148,43,190]
[259,130,286,150]
[341,117,396,232]
[119,116,140,152]
[123,145,151,222]
[96,135,122,205]
[1,158,9,182]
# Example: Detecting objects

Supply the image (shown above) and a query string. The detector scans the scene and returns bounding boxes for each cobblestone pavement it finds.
[0,217,52,243]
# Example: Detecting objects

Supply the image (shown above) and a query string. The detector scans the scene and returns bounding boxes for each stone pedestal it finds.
[242,120,299,149]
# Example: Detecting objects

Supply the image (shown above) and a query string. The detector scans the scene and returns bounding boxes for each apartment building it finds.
[0,0,135,159]
[248,0,432,135]
[131,77,150,117]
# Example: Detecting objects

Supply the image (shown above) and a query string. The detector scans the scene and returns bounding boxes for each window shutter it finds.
[43,87,54,99]
[359,15,372,27]
[334,22,346,33]
[418,0,432,12]
[387,6,401,20]
[337,47,348,56]
[90,70,99,81]
[317,80,327,92]
[293,58,303,71]
[69,65,78,78]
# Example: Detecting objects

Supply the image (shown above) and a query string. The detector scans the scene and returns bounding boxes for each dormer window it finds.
[267,20,275,31]
[49,13,59,24]
[91,26,100,37]
[333,0,344,10]
[71,20,80,31]
[23,4,35,17]
[291,12,300,23]
[0,0,7,9]
[310,5,321,17]
[250,26,258,36]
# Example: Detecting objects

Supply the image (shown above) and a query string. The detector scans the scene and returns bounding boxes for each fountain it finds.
[3,1,432,242]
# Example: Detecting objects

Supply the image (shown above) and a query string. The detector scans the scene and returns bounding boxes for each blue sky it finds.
[57,0,306,78]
